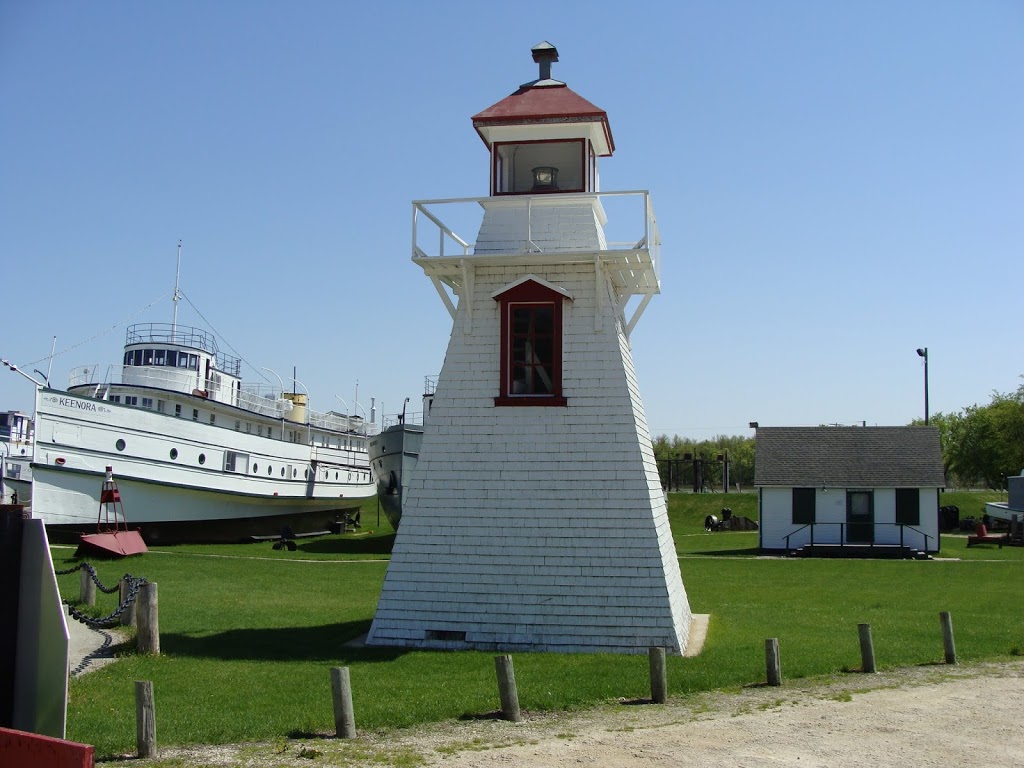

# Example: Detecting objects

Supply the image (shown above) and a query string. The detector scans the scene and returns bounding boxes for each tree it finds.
[940,380,1024,489]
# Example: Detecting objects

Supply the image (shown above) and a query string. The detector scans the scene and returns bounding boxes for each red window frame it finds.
[494,280,567,407]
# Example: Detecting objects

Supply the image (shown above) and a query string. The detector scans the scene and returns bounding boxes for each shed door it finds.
[846,491,874,543]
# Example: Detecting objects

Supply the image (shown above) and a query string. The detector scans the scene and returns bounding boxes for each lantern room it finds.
[472,42,615,196]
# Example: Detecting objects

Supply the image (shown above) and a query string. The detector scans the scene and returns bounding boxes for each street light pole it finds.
[916,348,929,425]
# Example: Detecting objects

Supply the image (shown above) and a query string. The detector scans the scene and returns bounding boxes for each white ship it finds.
[29,321,377,543]
[23,243,377,543]
[367,376,435,530]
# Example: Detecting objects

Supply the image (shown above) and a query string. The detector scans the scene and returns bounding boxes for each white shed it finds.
[754,426,945,556]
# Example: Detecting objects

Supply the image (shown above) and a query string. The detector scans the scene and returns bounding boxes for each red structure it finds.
[76,467,147,557]
[0,726,94,768]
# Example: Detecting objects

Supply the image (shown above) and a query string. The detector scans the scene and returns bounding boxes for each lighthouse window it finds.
[494,279,567,407]
[492,139,586,195]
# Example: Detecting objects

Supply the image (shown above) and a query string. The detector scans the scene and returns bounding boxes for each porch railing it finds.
[784,523,935,554]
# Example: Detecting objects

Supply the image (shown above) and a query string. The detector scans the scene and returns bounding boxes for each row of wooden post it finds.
[765,611,958,685]
[77,574,160,654]
[128,611,958,758]
[129,647,668,757]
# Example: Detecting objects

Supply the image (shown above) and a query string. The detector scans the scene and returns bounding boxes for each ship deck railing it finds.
[125,323,242,376]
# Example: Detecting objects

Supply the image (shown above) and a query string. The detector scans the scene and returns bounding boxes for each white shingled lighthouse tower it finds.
[367,42,692,654]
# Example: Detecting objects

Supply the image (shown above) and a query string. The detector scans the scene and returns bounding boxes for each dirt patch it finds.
[144,660,1024,767]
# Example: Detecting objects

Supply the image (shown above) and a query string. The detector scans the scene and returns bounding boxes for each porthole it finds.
[280,467,285,477]
[292,468,297,478]
[170,448,178,460]
[305,468,309,479]
[253,463,258,473]
[267,466,273,475]
[115,439,126,452]
[198,453,206,465]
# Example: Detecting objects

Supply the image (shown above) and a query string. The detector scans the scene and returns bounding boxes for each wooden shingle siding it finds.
[368,256,691,654]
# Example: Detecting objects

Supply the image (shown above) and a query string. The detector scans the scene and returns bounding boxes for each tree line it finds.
[652,378,1024,491]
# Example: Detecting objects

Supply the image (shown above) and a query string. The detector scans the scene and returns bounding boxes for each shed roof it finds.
[753,426,945,488]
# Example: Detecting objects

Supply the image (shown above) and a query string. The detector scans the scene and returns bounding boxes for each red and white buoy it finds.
[76,466,148,557]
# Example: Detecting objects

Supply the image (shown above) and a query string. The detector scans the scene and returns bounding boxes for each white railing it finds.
[411,190,660,277]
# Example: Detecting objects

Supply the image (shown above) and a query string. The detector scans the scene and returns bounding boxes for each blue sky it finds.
[1,1,1021,438]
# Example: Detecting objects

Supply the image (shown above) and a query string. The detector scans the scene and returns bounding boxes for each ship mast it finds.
[171,239,183,340]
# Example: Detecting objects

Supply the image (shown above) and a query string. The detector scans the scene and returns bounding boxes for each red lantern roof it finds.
[471,43,615,156]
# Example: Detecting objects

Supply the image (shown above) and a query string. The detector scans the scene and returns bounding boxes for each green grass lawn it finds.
[58,492,1023,758]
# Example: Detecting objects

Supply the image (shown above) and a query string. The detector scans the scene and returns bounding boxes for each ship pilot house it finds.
[366,43,693,655]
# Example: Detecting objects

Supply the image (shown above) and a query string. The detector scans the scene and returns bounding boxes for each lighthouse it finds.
[367,43,692,654]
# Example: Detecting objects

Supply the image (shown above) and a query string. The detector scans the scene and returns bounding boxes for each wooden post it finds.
[137,582,159,655]
[940,611,957,665]
[765,638,781,686]
[858,623,876,673]
[330,667,357,738]
[494,654,521,722]
[135,680,156,758]
[119,578,136,627]
[648,647,667,704]
[79,568,95,606]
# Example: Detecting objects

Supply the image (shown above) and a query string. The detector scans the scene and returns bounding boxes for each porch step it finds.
[790,544,932,560]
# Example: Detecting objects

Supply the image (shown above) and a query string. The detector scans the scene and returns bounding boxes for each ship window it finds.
[166,350,178,367]
[178,354,190,368]
[115,439,126,451]
[494,279,568,407]
[157,400,165,413]
[235,420,241,431]
[209,414,215,425]
[154,349,166,366]
[225,451,249,473]
[267,428,272,439]
[175,404,182,417]
[170,448,178,460]
[125,396,138,406]
[192,409,199,421]
[304,468,309,479]
[292,468,297,478]
[142,398,153,409]
[257,425,263,436]
[253,463,258,473]
[198,453,206,465]
[246,423,252,433]
[267,465,273,475]
[280,467,285,477]
[111,395,121,403]
[123,351,131,365]
[144,349,155,365]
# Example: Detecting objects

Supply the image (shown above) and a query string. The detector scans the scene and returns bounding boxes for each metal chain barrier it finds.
[55,561,121,593]
[56,562,149,629]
